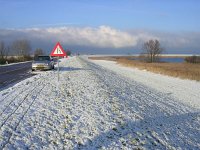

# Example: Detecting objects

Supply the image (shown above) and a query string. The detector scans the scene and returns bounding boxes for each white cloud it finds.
[128,29,200,52]
[0,26,200,54]
[22,26,138,48]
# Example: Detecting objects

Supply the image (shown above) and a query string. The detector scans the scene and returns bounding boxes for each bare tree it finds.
[141,39,163,63]
[66,50,71,56]
[0,41,5,59]
[34,48,44,57]
[12,40,31,61]
[0,41,9,64]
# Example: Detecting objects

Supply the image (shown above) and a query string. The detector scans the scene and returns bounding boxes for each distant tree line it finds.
[185,55,200,63]
[0,39,33,64]
[0,39,73,65]
[34,48,44,58]
[0,40,49,64]
[0,41,9,64]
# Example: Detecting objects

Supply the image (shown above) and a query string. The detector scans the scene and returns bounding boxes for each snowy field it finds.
[90,59,200,109]
[0,56,199,149]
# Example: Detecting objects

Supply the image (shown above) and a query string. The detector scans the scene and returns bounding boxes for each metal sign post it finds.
[50,42,67,91]
[57,56,59,81]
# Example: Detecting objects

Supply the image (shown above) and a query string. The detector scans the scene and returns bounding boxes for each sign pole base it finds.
[57,56,59,93]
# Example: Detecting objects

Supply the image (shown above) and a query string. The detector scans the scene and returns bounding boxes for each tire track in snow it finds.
[0,86,38,128]
[0,84,46,149]
[0,72,52,121]
[0,71,57,149]
[0,78,48,128]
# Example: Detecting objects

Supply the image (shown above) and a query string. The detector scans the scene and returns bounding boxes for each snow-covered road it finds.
[0,56,199,149]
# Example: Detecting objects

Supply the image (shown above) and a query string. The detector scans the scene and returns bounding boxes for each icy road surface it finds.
[0,61,32,89]
[0,56,199,149]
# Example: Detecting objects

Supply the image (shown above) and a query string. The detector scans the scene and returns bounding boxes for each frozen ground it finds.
[0,56,199,149]
[90,59,200,109]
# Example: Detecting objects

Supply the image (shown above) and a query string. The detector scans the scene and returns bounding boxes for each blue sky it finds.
[0,0,200,54]
[0,0,199,31]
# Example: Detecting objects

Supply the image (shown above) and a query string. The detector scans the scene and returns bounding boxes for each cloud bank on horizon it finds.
[0,26,199,54]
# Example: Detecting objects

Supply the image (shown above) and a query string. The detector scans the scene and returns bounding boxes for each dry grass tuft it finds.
[89,56,200,81]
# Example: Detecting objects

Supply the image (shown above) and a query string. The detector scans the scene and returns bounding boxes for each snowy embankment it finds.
[0,56,199,149]
[90,58,200,109]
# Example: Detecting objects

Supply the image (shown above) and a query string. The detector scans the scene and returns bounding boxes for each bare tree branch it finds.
[12,40,31,56]
[141,39,164,63]
[12,40,32,61]
[0,41,10,64]
[34,48,44,57]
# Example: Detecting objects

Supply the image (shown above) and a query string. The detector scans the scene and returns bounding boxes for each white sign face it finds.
[53,45,64,54]
[51,42,66,57]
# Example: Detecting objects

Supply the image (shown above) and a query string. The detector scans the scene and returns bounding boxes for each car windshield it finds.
[34,56,50,61]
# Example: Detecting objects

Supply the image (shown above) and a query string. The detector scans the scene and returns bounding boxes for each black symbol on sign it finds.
[56,47,62,54]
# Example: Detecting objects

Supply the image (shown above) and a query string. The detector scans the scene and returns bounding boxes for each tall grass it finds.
[185,55,200,63]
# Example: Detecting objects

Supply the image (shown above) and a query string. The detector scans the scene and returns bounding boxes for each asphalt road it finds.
[0,62,33,90]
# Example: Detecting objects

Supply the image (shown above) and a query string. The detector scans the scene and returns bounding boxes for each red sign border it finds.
[50,42,67,57]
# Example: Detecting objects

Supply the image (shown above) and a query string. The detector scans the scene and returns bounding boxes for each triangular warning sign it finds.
[50,42,66,57]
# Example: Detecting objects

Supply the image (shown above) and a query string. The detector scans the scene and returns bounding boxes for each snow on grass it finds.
[0,56,199,149]
[90,58,200,109]
[0,61,32,67]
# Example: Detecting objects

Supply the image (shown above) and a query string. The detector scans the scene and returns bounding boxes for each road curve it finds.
[0,62,33,90]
